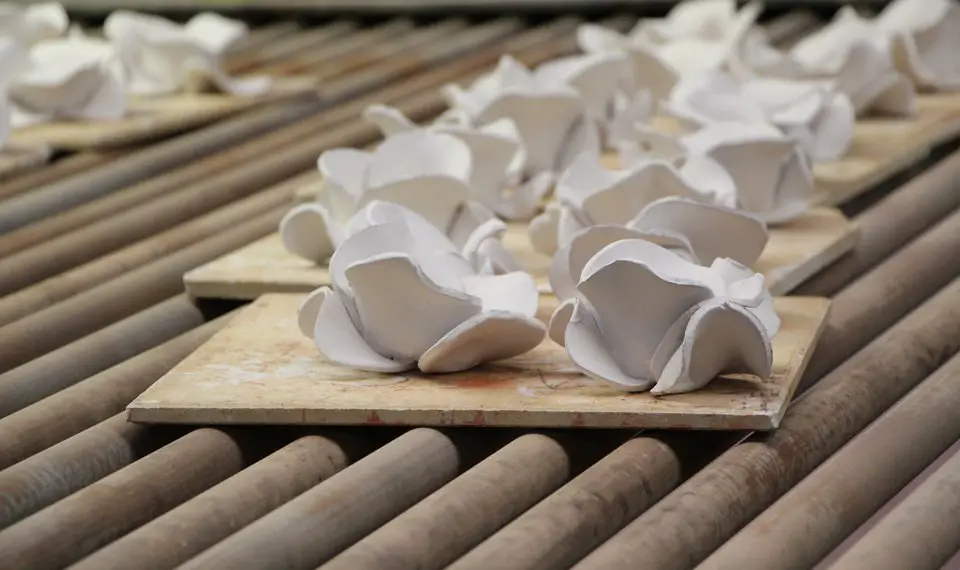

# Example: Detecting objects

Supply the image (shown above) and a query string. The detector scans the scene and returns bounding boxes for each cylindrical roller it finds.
[71,434,357,570]
[800,207,960,388]
[179,428,460,570]
[0,413,180,529]
[303,19,471,83]
[0,151,305,294]
[322,434,570,570]
[797,149,960,297]
[0,429,251,570]
[828,444,960,570]
[0,312,233,470]
[257,18,416,76]
[572,277,960,570]
[450,437,682,570]
[700,352,960,570]
[226,21,356,73]
[0,207,280,373]
[0,173,306,325]
[0,97,322,233]
[0,151,122,202]
[0,295,203,416]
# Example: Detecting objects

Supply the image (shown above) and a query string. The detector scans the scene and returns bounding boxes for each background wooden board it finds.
[10,78,318,150]
[184,206,856,299]
[128,293,831,430]
[0,145,51,181]
[813,107,960,205]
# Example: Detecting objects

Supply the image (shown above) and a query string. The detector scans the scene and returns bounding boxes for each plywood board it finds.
[0,144,51,181]
[9,78,317,150]
[128,293,830,431]
[184,206,856,300]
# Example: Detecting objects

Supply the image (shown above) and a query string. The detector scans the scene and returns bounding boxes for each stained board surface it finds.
[130,293,830,430]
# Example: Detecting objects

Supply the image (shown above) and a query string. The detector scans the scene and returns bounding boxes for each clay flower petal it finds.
[366,130,472,189]
[576,240,716,381]
[0,2,68,46]
[9,36,126,125]
[279,203,343,263]
[628,196,768,267]
[650,298,773,394]
[681,122,813,224]
[549,225,650,301]
[104,10,268,96]
[534,52,630,121]
[879,0,960,91]
[310,286,414,372]
[362,103,419,136]
[562,298,656,391]
[345,253,481,363]
[418,312,545,373]
[708,257,780,336]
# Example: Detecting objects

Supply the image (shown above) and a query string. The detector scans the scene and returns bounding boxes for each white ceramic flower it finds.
[548,196,768,300]
[874,0,960,91]
[103,10,270,96]
[441,55,600,178]
[7,34,126,127]
[527,151,736,255]
[0,2,67,47]
[548,238,779,394]
[663,71,855,161]
[621,121,814,224]
[296,201,545,374]
[280,130,521,274]
[787,7,916,116]
[362,104,551,220]
[577,1,763,101]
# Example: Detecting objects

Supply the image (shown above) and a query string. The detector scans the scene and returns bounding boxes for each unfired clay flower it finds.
[548,196,768,300]
[787,7,916,116]
[362,104,551,220]
[874,0,960,92]
[103,10,270,96]
[280,130,521,274]
[621,121,814,224]
[527,151,736,255]
[0,2,68,47]
[548,238,779,394]
[441,55,600,178]
[8,33,126,126]
[297,200,545,374]
[663,71,855,161]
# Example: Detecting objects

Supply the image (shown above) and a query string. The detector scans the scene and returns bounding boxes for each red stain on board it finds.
[365,411,383,425]
[454,376,511,389]
[464,411,486,426]
[571,413,586,427]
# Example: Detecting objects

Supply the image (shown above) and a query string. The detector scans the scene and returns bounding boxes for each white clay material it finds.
[103,10,270,96]
[548,238,778,394]
[0,2,67,47]
[8,33,126,127]
[875,0,960,92]
[621,121,814,224]
[362,104,551,220]
[547,196,769,300]
[441,55,600,177]
[527,150,737,255]
[297,200,545,374]
[663,70,856,161]
[280,159,522,275]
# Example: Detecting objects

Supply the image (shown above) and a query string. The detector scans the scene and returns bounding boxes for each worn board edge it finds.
[127,294,831,431]
[9,79,319,151]
[766,217,860,296]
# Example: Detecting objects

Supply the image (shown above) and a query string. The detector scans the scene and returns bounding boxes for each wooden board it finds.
[184,206,856,300]
[9,78,318,150]
[128,293,830,431]
[812,108,960,206]
[0,144,51,181]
